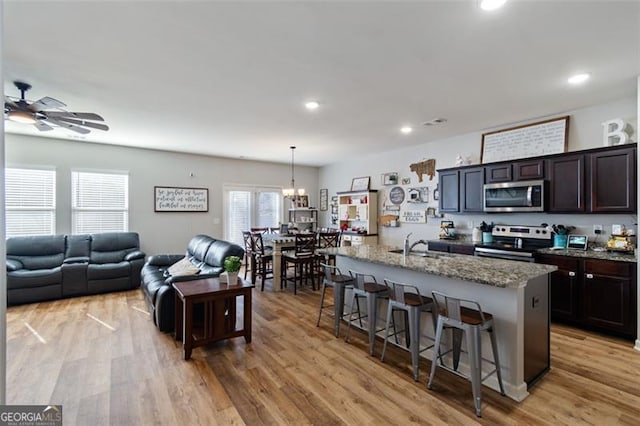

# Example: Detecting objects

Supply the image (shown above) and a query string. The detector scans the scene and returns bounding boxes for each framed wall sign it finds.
[320,188,328,211]
[351,176,370,191]
[382,172,398,186]
[481,116,569,163]
[154,186,209,212]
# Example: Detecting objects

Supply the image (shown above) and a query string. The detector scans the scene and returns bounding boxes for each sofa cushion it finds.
[186,234,214,264]
[204,239,245,268]
[7,267,62,289]
[66,234,92,258]
[87,262,130,280]
[7,235,65,270]
[90,232,140,264]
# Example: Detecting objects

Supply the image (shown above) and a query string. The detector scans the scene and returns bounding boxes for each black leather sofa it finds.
[6,232,145,305]
[140,234,245,332]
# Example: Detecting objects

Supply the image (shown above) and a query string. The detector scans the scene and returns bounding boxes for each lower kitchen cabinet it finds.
[536,254,637,339]
[538,255,580,322]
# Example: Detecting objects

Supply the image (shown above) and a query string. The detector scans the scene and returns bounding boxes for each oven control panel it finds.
[492,225,551,240]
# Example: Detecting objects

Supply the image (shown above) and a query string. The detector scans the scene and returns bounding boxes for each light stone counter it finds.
[319,244,556,402]
[320,245,556,288]
[537,247,637,263]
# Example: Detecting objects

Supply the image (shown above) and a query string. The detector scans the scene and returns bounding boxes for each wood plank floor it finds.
[6,283,640,425]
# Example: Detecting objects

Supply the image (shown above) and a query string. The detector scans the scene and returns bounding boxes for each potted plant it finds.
[223,255,242,284]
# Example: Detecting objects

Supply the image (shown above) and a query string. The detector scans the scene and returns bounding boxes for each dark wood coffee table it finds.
[173,277,255,360]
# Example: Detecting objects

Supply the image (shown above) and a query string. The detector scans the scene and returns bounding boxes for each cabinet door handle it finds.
[586,273,594,279]
[568,271,576,277]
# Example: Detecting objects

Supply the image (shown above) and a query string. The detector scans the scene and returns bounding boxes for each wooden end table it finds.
[173,277,255,360]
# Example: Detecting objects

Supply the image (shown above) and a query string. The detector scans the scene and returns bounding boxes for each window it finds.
[72,171,129,234]
[224,185,281,246]
[5,167,56,237]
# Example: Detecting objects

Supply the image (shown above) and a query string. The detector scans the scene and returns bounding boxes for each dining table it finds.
[262,233,297,291]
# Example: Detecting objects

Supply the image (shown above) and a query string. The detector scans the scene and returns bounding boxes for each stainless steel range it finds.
[474,225,553,262]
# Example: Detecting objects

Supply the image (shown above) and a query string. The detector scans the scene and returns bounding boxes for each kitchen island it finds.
[319,245,557,402]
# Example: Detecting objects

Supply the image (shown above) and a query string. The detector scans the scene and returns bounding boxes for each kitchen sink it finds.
[388,249,440,258]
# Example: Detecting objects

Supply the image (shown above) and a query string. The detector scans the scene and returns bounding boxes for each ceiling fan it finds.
[4,81,109,135]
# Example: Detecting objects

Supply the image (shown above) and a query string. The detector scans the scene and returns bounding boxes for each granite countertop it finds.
[429,239,637,263]
[536,247,637,263]
[319,245,557,289]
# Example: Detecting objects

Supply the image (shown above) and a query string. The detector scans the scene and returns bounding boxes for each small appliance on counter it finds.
[606,235,636,253]
[439,220,455,240]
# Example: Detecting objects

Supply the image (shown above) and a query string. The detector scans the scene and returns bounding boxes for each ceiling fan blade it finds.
[45,111,104,121]
[34,120,54,131]
[44,117,91,135]
[53,116,109,131]
[29,96,66,112]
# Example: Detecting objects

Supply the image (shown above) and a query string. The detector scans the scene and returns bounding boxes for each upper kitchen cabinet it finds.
[438,170,459,212]
[513,159,544,181]
[547,154,586,212]
[459,167,484,212]
[484,164,512,183]
[589,147,636,213]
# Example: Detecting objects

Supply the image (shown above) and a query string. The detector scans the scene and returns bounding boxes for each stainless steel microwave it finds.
[483,180,545,212]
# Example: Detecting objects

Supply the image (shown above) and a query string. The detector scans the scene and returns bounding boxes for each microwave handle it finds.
[526,186,533,206]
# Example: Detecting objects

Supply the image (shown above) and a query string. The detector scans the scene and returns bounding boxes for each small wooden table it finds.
[173,277,254,360]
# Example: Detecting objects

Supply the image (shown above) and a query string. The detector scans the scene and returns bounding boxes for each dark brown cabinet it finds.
[485,164,512,183]
[582,259,635,336]
[514,159,544,180]
[427,241,475,255]
[537,255,580,321]
[459,167,484,212]
[547,154,586,212]
[589,147,636,212]
[536,254,636,339]
[438,170,459,212]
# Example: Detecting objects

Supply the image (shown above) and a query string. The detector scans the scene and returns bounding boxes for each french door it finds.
[223,184,281,246]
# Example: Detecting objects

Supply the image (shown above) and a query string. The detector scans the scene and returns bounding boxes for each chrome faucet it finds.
[410,239,429,252]
[403,233,413,256]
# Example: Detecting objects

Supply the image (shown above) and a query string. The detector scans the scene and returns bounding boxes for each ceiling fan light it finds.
[8,110,37,124]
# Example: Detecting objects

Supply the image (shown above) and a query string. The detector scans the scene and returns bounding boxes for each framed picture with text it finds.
[351,176,370,191]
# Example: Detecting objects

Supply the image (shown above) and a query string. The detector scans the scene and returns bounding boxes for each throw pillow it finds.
[167,257,200,277]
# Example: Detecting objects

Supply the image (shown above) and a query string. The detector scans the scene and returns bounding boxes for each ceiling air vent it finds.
[423,118,447,126]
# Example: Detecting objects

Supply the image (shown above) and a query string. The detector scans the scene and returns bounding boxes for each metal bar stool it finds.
[344,271,390,356]
[427,291,505,417]
[380,279,436,381]
[317,263,354,337]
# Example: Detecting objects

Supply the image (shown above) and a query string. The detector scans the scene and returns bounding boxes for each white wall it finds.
[5,134,319,255]
[319,97,638,247]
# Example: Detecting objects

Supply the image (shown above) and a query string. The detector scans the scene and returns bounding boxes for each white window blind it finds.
[72,171,129,234]
[5,168,56,237]
[224,186,281,246]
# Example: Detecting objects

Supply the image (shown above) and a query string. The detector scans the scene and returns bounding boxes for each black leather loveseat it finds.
[6,232,145,305]
[140,234,244,332]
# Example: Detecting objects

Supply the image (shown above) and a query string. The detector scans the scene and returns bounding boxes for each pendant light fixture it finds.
[283,146,305,197]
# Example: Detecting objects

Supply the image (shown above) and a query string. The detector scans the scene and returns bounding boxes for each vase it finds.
[553,234,568,248]
[226,271,239,284]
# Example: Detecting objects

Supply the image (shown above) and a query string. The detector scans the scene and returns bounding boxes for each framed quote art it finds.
[154,186,209,212]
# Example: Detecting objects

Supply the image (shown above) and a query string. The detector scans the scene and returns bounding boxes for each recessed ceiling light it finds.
[400,126,413,135]
[568,73,590,85]
[304,100,320,110]
[480,0,507,11]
